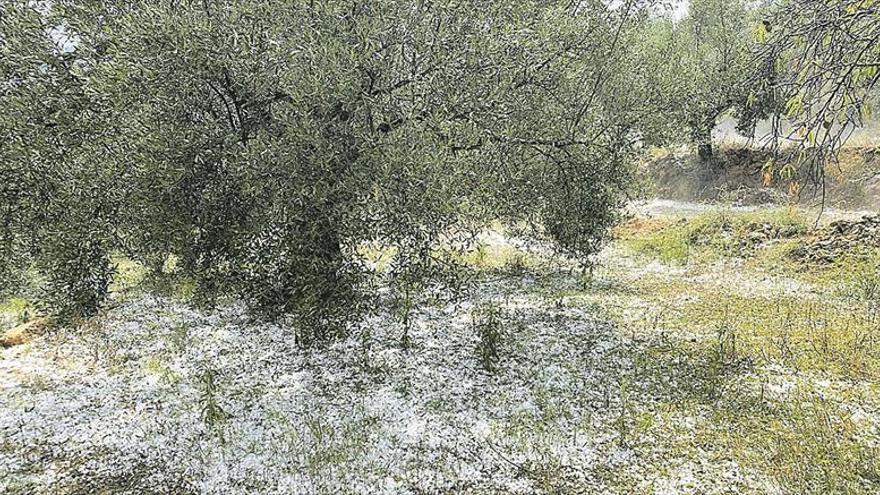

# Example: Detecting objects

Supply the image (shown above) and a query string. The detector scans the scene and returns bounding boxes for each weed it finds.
[508,251,529,275]
[395,286,415,349]
[615,379,632,447]
[714,305,742,367]
[696,305,747,400]
[473,242,489,267]
[473,302,505,372]
[301,409,376,478]
[169,321,190,352]
[199,367,228,441]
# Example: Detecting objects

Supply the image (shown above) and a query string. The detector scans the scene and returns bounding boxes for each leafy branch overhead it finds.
[755,0,880,183]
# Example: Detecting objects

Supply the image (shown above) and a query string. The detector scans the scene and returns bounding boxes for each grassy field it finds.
[598,205,880,493]
[2,203,879,494]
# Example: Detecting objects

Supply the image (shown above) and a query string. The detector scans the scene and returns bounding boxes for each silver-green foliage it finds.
[757,0,880,184]
[637,0,758,158]
[1,0,649,336]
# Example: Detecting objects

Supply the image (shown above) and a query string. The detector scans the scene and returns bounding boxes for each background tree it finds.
[639,0,757,160]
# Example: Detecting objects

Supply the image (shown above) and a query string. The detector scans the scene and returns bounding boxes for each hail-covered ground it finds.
[2,202,879,494]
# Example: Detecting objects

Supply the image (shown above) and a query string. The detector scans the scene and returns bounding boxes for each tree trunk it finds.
[692,124,714,161]
[697,141,713,161]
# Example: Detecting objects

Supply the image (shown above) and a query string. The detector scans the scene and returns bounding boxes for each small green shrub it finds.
[199,367,228,441]
[473,302,505,372]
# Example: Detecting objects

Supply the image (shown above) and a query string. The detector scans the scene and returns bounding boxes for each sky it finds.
[672,0,690,20]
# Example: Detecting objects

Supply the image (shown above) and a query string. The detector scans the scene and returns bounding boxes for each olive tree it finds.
[1,1,119,312]
[638,0,757,160]
[2,0,652,340]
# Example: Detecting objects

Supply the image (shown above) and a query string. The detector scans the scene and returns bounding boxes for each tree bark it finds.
[697,141,713,161]
[692,124,714,161]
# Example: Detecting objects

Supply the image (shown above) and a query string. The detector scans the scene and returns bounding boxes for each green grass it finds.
[0,296,34,328]
[585,206,880,493]
[620,208,809,265]
[673,291,879,379]
[592,298,880,493]
[751,391,880,494]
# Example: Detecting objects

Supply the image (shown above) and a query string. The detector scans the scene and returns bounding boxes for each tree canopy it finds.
[637,0,758,159]
[1,0,653,340]
[4,0,877,340]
